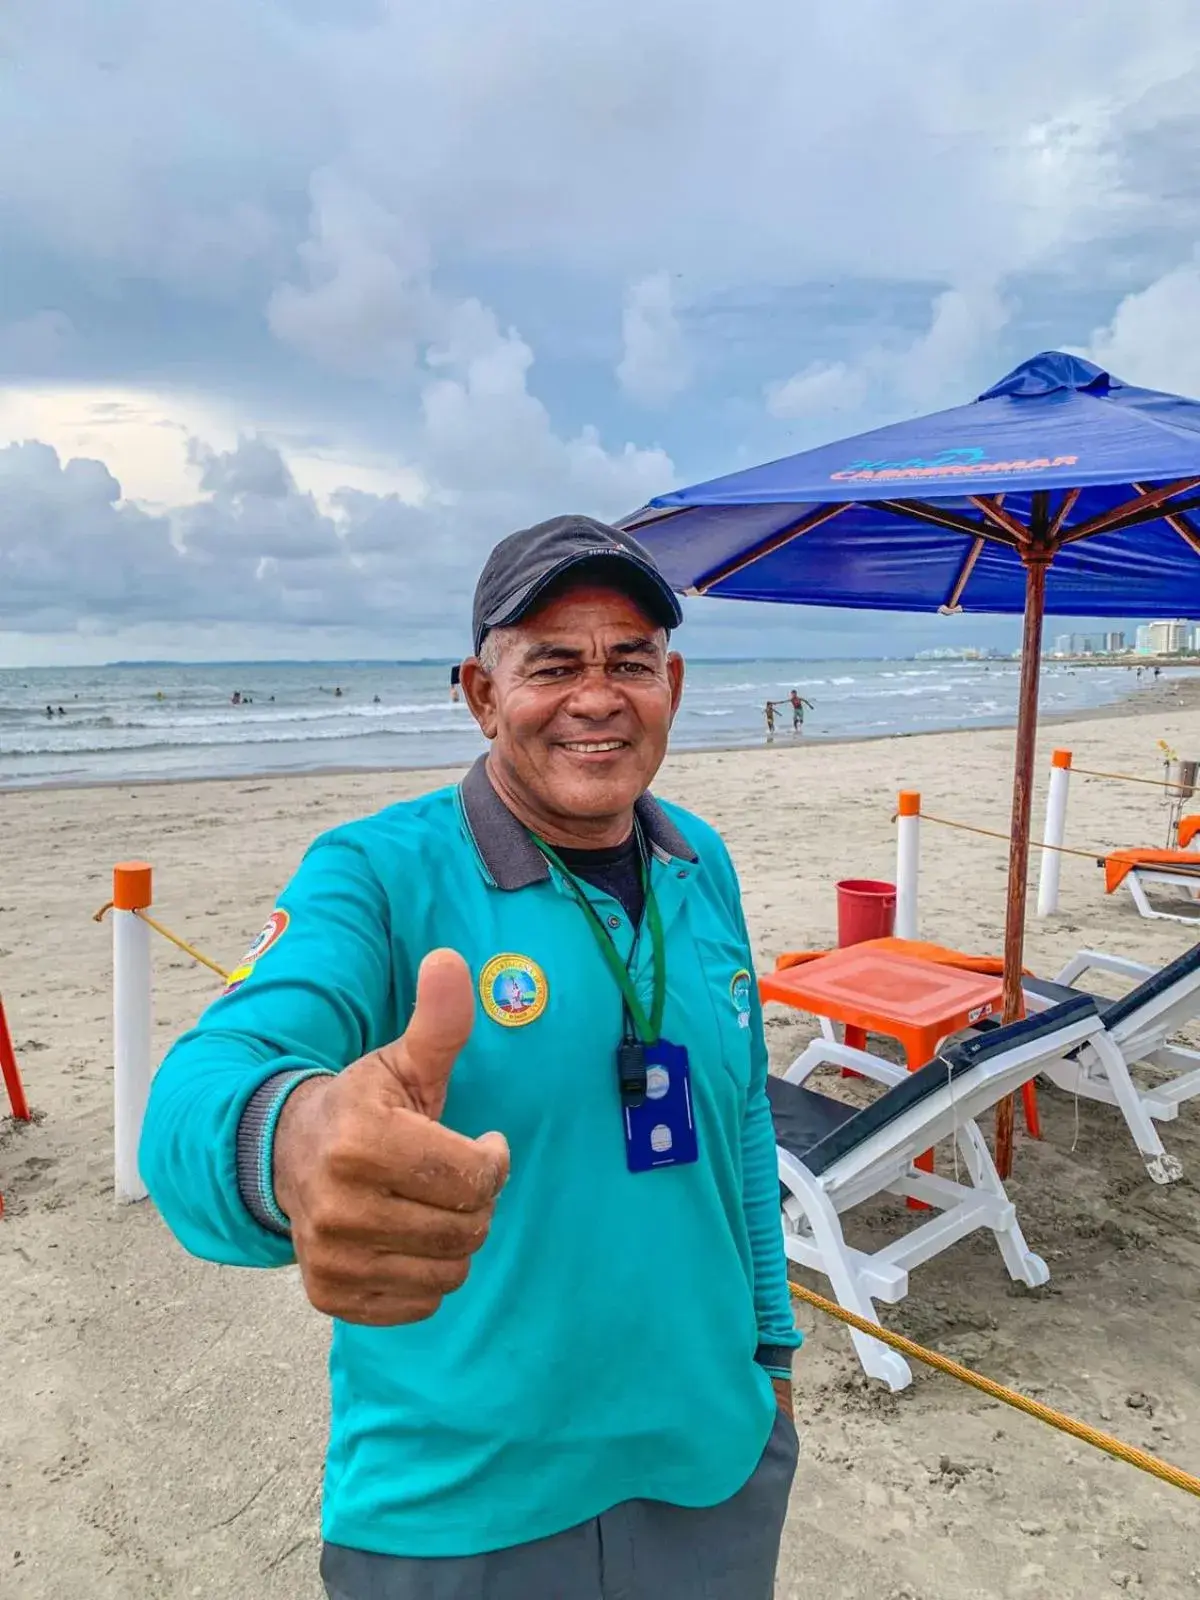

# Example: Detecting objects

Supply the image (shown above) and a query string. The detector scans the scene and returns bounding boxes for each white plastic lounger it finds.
[1020,941,1200,1185]
[767,996,1103,1391]
[1120,861,1200,926]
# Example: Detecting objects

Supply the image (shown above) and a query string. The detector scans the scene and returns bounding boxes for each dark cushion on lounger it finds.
[1022,976,1116,1014]
[769,995,1098,1180]
[1101,940,1200,1031]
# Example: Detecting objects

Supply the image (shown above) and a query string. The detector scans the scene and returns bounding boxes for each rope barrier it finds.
[789,1282,1200,1499]
[1071,764,1183,790]
[92,902,231,982]
[897,810,1104,861]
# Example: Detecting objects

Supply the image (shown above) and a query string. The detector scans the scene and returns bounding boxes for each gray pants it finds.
[322,1408,798,1600]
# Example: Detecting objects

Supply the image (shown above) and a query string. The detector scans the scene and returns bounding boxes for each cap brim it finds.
[481,549,682,645]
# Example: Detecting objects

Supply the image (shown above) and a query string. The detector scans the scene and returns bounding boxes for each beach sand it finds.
[3,679,1200,1600]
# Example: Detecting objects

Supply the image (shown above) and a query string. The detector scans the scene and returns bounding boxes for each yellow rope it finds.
[789,1282,1200,1499]
[910,811,1103,861]
[1071,764,1181,789]
[92,902,231,981]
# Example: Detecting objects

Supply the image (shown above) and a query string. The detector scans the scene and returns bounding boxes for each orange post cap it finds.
[112,861,153,912]
[897,791,921,817]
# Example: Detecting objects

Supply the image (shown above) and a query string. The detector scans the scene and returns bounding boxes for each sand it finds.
[3,678,1200,1600]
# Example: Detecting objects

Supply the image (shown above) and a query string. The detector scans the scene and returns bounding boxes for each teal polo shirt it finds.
[139,759,800,1559]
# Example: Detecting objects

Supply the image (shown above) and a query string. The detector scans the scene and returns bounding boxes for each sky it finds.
[3,1,1200,665]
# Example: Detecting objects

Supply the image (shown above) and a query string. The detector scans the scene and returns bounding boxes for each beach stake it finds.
[1036,749,1073,917]
[0,996,31,1123]
[112,862,154,1204]
[895,791,920,939]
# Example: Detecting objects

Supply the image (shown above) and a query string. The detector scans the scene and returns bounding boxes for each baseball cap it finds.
[472,514,683,655]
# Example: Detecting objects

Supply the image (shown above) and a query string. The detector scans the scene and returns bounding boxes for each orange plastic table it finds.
[759,946,1039,1197]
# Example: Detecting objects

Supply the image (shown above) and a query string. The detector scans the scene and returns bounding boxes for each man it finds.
[788,689,814,733]
[449,662,462,702]
[140,514,801,1600]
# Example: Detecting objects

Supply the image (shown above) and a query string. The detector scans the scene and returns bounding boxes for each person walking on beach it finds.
[787,689,813,733]
[449,662,462,702]
[141,514,800,1600]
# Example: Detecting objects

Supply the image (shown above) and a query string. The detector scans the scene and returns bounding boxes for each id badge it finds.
[622,1039,698,1172]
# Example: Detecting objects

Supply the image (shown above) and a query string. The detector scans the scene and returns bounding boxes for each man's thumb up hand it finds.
[273,947,510,1327]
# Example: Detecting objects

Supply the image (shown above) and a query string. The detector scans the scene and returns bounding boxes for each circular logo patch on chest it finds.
[479,953,549,1027]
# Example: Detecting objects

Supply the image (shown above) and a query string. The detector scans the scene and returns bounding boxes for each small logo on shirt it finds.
[223,908,290,995]
[479,953,548,1027]
[730,968,752,1029]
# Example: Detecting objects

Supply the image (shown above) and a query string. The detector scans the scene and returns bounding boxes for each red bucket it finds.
[836,879,897,947]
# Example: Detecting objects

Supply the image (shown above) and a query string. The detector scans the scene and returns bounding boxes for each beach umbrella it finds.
[621,351,1200,1173]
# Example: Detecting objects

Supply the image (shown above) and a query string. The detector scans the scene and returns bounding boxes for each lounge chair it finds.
[1020,941,1200,1185]
[768,996,1102,1391]
[1102,819,1200,925]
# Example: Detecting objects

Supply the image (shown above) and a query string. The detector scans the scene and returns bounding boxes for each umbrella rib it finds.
[967,496,1030,543]
[616,504,690,534]
[1062,477,1200,543]
[875,498,1020,547]
[1060,488,1200,544]
[941,536,986,611]
[1132,482,1200,557]
[689,501,853,594]
[1046,487,1081,540]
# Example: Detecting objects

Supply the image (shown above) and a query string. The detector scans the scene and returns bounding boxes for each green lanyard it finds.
[533,831,666,1045]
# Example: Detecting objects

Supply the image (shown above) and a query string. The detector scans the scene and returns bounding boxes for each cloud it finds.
[1072,256,1200,396]
[765,281,1010,425]
[267,170,435,378]
[766,360,868,421]
[0,324,673,641]
[617,273,691,406]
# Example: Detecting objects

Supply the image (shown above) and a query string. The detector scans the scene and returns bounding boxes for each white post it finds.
[895,791,920,939]
[1036,750,1072,917]
[112,862,153,1203]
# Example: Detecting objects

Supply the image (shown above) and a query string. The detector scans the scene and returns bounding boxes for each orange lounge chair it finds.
[1103,837,1200,925]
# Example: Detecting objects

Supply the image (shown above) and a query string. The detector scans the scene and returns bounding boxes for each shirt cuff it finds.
[235,1067,336,1235]
[755,1341,801,1376]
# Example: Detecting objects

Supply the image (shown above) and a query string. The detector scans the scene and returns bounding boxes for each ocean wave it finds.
[0,720,471,759]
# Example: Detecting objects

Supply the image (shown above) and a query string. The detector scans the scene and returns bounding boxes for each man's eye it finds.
[531,666,573,681]
[615,661,651,675]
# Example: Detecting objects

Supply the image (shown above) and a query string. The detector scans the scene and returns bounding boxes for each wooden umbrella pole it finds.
[996,549,1051,1178]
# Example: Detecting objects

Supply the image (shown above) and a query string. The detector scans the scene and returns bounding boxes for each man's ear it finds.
[459,657,498,739]
[666,650,685,722]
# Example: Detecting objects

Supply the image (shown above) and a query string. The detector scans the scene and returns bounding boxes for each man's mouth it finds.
[559,739,628,754]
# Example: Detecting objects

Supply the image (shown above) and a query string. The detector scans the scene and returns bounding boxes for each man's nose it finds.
[564,667,624,719]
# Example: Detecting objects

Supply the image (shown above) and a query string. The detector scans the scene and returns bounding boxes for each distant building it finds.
[1104,631,1126,653]
[1146,619,1192,654]
[1136,624,1153,655]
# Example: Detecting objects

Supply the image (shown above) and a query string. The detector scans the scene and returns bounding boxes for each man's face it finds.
[462,581,684,832]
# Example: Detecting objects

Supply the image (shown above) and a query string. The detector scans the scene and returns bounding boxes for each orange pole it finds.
[0,996,31,1123]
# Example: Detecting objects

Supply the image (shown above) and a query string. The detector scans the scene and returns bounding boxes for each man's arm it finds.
[139,833,395,1269]
[708,842,803,1390]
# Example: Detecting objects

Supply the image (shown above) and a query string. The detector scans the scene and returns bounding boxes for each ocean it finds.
[0,658,1148,790]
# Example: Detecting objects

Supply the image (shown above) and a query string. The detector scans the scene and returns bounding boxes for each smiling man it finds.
[139,514,801,1600]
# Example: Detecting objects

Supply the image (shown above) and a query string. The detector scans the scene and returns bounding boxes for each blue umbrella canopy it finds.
[623,351,1200,615]
[623,352,1200,1171]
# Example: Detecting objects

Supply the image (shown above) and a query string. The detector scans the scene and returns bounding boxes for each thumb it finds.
[378,947,476,1118]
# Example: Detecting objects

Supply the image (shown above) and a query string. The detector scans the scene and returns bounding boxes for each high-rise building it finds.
[1104,631,1126,652]
[1146,619,1191,654]
[1136,624,1153,654]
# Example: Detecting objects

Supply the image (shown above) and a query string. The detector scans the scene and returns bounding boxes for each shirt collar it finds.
[458,755,697,891]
